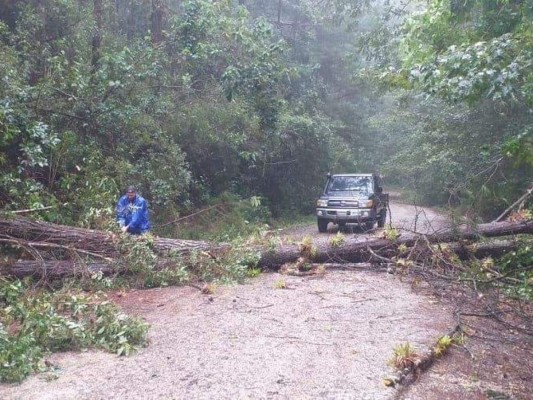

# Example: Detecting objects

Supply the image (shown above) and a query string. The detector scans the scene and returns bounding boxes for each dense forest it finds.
[1,0,531,235]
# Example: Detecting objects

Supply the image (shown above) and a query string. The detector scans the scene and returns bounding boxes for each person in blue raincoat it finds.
[116,186,151,234]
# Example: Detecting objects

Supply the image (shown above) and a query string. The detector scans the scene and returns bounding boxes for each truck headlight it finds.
[363,200,373,208]
[316,199,328,207]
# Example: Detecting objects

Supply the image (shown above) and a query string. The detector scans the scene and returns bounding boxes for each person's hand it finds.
[121,226,128,233]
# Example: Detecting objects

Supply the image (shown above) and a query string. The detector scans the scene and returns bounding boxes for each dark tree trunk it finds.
[258,220,533,267]
[1,260,115,279]
[91,0,103,73]
[151,0,165,45]
[0,258,184,279]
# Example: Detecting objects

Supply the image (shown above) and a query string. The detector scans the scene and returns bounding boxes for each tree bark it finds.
[0,257,183,279]
[151,0,165,45]
[91,0,103,74]
[1,260,116,279]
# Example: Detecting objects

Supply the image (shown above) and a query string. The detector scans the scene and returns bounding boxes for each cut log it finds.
[258,220,533,268]
[0,216,228,259]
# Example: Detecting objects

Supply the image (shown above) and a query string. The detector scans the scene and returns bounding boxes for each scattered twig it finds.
[367,246,393,263]
[318,262,376,270]
[456,343,475,360]
[246,303,274,309]
[266,335,333,346]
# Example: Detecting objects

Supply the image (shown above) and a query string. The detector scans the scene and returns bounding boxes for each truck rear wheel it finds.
[318,219,329,233]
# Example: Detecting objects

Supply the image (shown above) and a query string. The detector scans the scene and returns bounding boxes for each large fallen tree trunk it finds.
[0,216,227,259]
[1,238,522,279]
[0,217,531,278]
[258,220,533,267]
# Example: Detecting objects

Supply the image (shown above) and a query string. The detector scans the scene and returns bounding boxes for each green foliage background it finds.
[0,0,531,229]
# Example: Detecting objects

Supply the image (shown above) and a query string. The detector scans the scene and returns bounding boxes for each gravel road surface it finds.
[2,269,455,400]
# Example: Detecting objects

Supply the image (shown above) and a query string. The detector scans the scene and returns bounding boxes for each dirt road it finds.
[287,198,450,233]
[2,273,456,400]
[277,200,451,247]
[2,202,529,399]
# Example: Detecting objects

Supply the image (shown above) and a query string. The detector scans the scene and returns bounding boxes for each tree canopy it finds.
[0,0,531,231]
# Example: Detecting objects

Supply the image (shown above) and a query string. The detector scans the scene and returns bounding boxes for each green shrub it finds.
[165,192,272,242]
[497,238,533,299]
[0,278,148,382]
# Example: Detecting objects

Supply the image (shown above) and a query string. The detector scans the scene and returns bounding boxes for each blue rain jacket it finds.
[116,194,151,234]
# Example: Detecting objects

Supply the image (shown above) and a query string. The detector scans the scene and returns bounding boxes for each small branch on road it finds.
[367,246,393,264]
[246,303,274,309]
[266,335,334,346]
[320,262,376,270]
[386,324,462,389]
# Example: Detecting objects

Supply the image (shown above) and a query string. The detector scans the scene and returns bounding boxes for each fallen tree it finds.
[1,260,116,279]
[0,216,227,259]
[0,258,186,279]
[0,216,531,279]
[257,220,533,267]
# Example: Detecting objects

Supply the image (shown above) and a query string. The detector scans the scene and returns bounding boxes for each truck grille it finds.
[328,200,359,207]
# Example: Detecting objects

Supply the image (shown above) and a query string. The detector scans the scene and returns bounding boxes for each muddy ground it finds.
[2,201,531,400]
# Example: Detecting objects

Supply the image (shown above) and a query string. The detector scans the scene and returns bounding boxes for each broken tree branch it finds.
[493,185,533,222]
[1,206,56,215]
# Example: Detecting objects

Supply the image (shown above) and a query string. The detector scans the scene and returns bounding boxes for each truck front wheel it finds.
[318,219,329,233]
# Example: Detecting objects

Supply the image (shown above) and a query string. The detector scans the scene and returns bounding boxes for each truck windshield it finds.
[326,176,372,194]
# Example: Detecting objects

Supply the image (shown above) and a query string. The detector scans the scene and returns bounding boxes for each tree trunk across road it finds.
[258,219,532,267]
[0,216,225,259]
[1,199,532,278]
